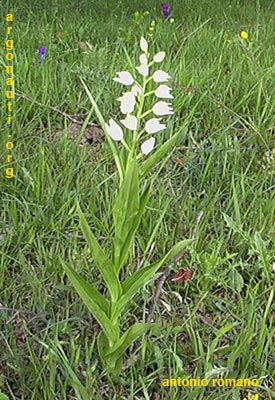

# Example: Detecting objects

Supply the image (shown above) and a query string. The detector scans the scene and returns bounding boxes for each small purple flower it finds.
[39,47,47,60]
[161,3,171,19]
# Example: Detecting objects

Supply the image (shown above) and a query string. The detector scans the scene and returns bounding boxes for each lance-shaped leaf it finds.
[113,157,140,272]
[77,203,122,301]
[140,128,187,179]
[80,78,125,183]
[62,262,119,345]
[116,239,194,316]
[117,183,151,273]
[104,322,158,361]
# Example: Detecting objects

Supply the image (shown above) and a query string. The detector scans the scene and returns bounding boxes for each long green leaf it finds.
[77,203,122,301]
[80,78,125,182]
[62,262,119,344]
[117,239,194,315]
[140,128,187,178]
[117,182,151,271]
[113,157,140,272]
[104,322,157,361]
[97,331,123,374]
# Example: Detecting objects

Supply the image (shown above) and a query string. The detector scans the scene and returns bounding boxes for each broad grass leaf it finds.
[104,322,158,361]
[113,157,140,272]
[62,262,119,344]
[117,239,194,315]
[78,203,122,301]
[140,128,187,178]
[98,331,123,375]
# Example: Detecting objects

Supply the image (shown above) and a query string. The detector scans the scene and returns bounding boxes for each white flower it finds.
[131,84,142,96]
[145,118,166,134]
[136,64,149,76]
[139,54,148,64]
[155,84,173,99]
[154,52,165,63]
[141,137,156,155]
[117,91,136,113]
[153,101,174,116]
[120,115,138,131]
[113,71,134,85]
[153,70,171,83]
[140,37,148,53]
[106,119,124,141]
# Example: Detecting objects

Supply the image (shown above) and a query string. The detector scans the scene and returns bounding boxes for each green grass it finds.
[1,0,275,399]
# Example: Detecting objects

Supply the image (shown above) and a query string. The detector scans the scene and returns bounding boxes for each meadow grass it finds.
[1,0,275,399]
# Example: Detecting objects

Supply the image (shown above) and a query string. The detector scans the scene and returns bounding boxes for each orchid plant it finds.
[62,37,192,375]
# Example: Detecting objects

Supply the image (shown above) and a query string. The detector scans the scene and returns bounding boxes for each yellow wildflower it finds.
[240,31,249,39]
[170,18,175,23]
[143,10,150,16]
[243,393,259,400]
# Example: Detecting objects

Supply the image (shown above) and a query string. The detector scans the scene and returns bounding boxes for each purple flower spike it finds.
[161,2,171,19]
[39,47,47,60]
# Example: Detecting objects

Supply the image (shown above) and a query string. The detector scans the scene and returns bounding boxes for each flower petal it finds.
[153,70,171,83]
[140,36,148,53]
[153,101,174,116]
[117,91,136,113]
[141,137,156,155]
[139,54,148,64]
[155,84,173,99]
[113,71,134,85]
[106,119,124,141]
[154,52,165,63]
[145,118,166,134]
[120,115,138,131]
[131,84,142,96]
[136,64,149,76]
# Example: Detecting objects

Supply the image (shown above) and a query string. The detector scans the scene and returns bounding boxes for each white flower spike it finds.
[117,91,136,114]
[120,115,138,131]
[154,52,165,63]
[153,70,172,83]
[106,119,124,141]
[140,37,148,53]
[145,118,166,134]
[155,84,173,99]
[113,71,134,85]
[141,137,156,155]
[153,101,174,116]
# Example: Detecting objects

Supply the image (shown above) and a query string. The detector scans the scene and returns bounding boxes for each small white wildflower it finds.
[140,36,148,53]
[136,64,149,76]
[153,101,174,116]
[113,71,134,85]
[117,91,136,114]
[139,54,148,64]
[155,84,173,99]
[141,137,156,155]
[131,84,142,96]
[106,119,124,141]
[153,70,171,83]
[145,118,166,134]
[120,115,138,131]
[153,52,165,63]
